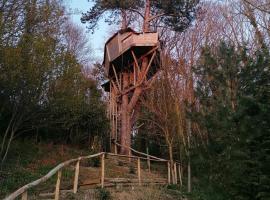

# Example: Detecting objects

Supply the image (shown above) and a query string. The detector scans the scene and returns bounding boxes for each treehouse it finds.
[103,28,161,84]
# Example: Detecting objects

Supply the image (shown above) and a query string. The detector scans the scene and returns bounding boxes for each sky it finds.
[65,0,112,62]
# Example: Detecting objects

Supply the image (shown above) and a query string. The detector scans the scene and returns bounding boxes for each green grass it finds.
[0,140,89,198]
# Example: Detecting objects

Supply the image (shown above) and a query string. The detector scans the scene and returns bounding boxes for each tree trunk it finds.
[168,143,174,184]
[143,0,150,32]
[119,0,151,154]
[120,73,131,154]
[187,119,191,193]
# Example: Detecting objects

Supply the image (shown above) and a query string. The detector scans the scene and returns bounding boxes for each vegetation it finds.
[0,0,269,200]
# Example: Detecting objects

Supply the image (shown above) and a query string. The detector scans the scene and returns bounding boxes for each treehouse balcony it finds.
[103,28,161,79]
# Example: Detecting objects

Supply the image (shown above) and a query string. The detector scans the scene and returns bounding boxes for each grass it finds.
[0,140,89,198]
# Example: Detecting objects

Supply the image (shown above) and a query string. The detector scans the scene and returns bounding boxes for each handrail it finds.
[4,148,183,200]
[4,152,104,200]
[114,142,182,164]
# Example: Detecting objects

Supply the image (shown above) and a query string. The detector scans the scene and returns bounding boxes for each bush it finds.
[96,187,111,200]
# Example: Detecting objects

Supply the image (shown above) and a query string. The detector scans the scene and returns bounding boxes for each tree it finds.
[81,0,199,154]
[192,42,270,199]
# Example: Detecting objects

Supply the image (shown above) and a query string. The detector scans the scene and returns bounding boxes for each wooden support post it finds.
[101,153,105,188]
[137,158,141,186]
[129,149,131,162]
[174,163,177,184]
[146,147,151,172]
[55,170,62,200]
[112,64,121,91]
[178,164,182,186]
[21,191,27,200]
[167,162,171,184]
[73,160,80,193]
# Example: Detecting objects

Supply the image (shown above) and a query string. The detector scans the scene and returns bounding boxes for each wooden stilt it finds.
[101,153,105,188]
[54,170,62,200]
[147,147,151,172]
[137,158,141,186]
[73,160,80,193]
[21,191,27,200]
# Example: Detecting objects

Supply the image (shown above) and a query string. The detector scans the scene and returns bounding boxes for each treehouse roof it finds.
[103,27,159,78]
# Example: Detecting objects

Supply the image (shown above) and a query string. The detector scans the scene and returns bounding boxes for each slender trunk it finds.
[187,119,191,193]
[0,111,16,157]
[143,0,150,32]
[168,142,175,184]
[121,10,127,29]
[1,125,17,166]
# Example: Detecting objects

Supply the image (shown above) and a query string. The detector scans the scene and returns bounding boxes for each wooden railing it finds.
[4,148,183,200]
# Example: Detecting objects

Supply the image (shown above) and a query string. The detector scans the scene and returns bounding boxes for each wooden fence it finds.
[4,149,183,200]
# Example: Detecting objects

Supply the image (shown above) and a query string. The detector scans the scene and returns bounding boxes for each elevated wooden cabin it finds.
[103,28,161,80]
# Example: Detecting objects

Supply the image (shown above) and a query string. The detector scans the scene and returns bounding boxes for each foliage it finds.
[81,0,199,32]
[0,0,109,164]
[97,187,112,200]
[192,42,270,200]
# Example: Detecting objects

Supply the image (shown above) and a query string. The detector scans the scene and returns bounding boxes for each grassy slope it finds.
[0,140,89,198]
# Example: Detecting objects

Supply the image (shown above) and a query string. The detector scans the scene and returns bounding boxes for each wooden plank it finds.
[114,142,167,162]
[137,158,141,186]
[101,153,105,188]
[112,64,121,91]
[21,191,27,200]
[54,170,62,200]
[73,160,80,194]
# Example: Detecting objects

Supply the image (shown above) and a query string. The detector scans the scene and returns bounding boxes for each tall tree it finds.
[82,0,199,154]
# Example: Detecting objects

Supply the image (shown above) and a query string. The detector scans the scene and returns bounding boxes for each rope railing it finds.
[4,146,183,200]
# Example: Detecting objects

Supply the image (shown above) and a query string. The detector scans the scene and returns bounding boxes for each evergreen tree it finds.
[192,42,270,200]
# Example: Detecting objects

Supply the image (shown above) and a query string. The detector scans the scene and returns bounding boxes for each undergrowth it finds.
[0,140,89,198]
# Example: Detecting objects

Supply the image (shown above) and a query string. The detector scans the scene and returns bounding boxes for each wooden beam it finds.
[131,50,140,73]
[140,51,156,83]
[54,170,62,200]
[112,64,121,91]
[137,158,141,186]
[101,153,105,188]
[21,192,27,200]
[111,80,120,94]
[73,160,80,193]
[147,147,151,173]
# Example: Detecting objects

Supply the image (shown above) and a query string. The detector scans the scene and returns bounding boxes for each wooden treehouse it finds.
[102,28,161,153]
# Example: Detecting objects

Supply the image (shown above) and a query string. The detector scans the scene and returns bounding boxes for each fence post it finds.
[21,191,27,200]
[55,170,62,200]
[174,163,177,184]
[147,147,151,172]
[101,153,105,188]
[167,162,171,184]
[73,160,80,193]
[137,158,141,186]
